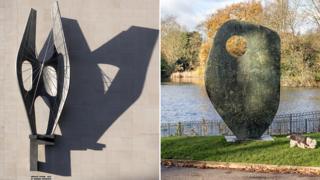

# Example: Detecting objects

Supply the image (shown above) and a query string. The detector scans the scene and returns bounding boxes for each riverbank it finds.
[167,71,204,85]
[165,70,320,87]
[161,133,320,167]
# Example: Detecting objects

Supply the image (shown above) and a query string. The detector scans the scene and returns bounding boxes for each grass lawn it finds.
[161,133,320,167]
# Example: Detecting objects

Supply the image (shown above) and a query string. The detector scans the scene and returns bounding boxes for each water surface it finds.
[161,80,320,123]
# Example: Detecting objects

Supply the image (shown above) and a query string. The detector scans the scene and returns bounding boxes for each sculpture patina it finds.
[205,20,280,140]
[16,2,70,171]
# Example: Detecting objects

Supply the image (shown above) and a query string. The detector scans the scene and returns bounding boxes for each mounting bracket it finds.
[29,135,55,171]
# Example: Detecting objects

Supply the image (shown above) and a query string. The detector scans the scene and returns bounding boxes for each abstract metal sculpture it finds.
[16,2,70,171]
[205,20,280,140]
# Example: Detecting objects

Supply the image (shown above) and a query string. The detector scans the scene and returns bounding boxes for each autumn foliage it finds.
[205,1,263,38]
[199,1,263,71]
[162,0,320,86]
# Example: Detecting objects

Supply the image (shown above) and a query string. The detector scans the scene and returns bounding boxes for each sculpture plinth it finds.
[29,135,55,171]
[205,20,280,140]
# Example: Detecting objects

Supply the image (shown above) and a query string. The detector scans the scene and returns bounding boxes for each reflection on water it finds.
[161,80,320,123]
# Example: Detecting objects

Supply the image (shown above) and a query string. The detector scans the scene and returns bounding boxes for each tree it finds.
[204,1,263,38]
[184,31,202,69]
[161,54,173,79]
[197,0,320,86]
[198,1,263,73]
[306,0,320,29]
[262,0,304,35]
[161,16,187,65]
[161,16,202,78]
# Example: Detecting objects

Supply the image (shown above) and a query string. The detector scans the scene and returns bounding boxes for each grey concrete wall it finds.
[0,0,159,179]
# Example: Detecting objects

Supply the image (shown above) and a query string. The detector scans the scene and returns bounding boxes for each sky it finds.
[161,0,252,31]
[160,0,314,34]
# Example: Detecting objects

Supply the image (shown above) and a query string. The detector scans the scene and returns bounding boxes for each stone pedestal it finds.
[224,135,274,142]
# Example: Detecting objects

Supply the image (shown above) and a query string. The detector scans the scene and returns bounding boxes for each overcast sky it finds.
[161,0,252,31]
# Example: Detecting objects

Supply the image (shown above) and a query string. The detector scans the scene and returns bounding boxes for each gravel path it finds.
[161,166,320,180]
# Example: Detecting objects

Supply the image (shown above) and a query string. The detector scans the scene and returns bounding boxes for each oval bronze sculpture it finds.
[205,20,280,140]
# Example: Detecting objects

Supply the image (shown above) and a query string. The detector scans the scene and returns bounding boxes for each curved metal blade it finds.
[16,9,38,135]
[46,1,70,135]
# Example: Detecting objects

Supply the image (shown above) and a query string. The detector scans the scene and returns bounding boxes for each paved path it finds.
[162,167,320,180]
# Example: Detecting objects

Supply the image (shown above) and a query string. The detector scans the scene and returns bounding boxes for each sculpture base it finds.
[29,134,55,171]
[224,135,274,142]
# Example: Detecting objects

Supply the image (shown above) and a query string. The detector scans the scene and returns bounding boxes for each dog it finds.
[287,134,317,149]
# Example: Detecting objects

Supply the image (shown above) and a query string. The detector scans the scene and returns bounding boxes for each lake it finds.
[161,80,320,123]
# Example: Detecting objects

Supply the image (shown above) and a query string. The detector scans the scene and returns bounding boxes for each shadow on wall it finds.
[38,18,158,176]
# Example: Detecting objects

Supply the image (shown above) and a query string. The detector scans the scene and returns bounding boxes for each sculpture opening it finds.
[21,60,33,91]
[226,35,247,58]
[35,96,50,135]
[43,66,58,96]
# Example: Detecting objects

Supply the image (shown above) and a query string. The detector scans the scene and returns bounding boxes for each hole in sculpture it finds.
[22,60,33,91]
[35,96,50,135]
[226,35,247,58]
[43,66,58,96]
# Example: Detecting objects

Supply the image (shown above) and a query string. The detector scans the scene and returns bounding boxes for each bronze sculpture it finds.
[16,2,70,170]
[205,20,280,140]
